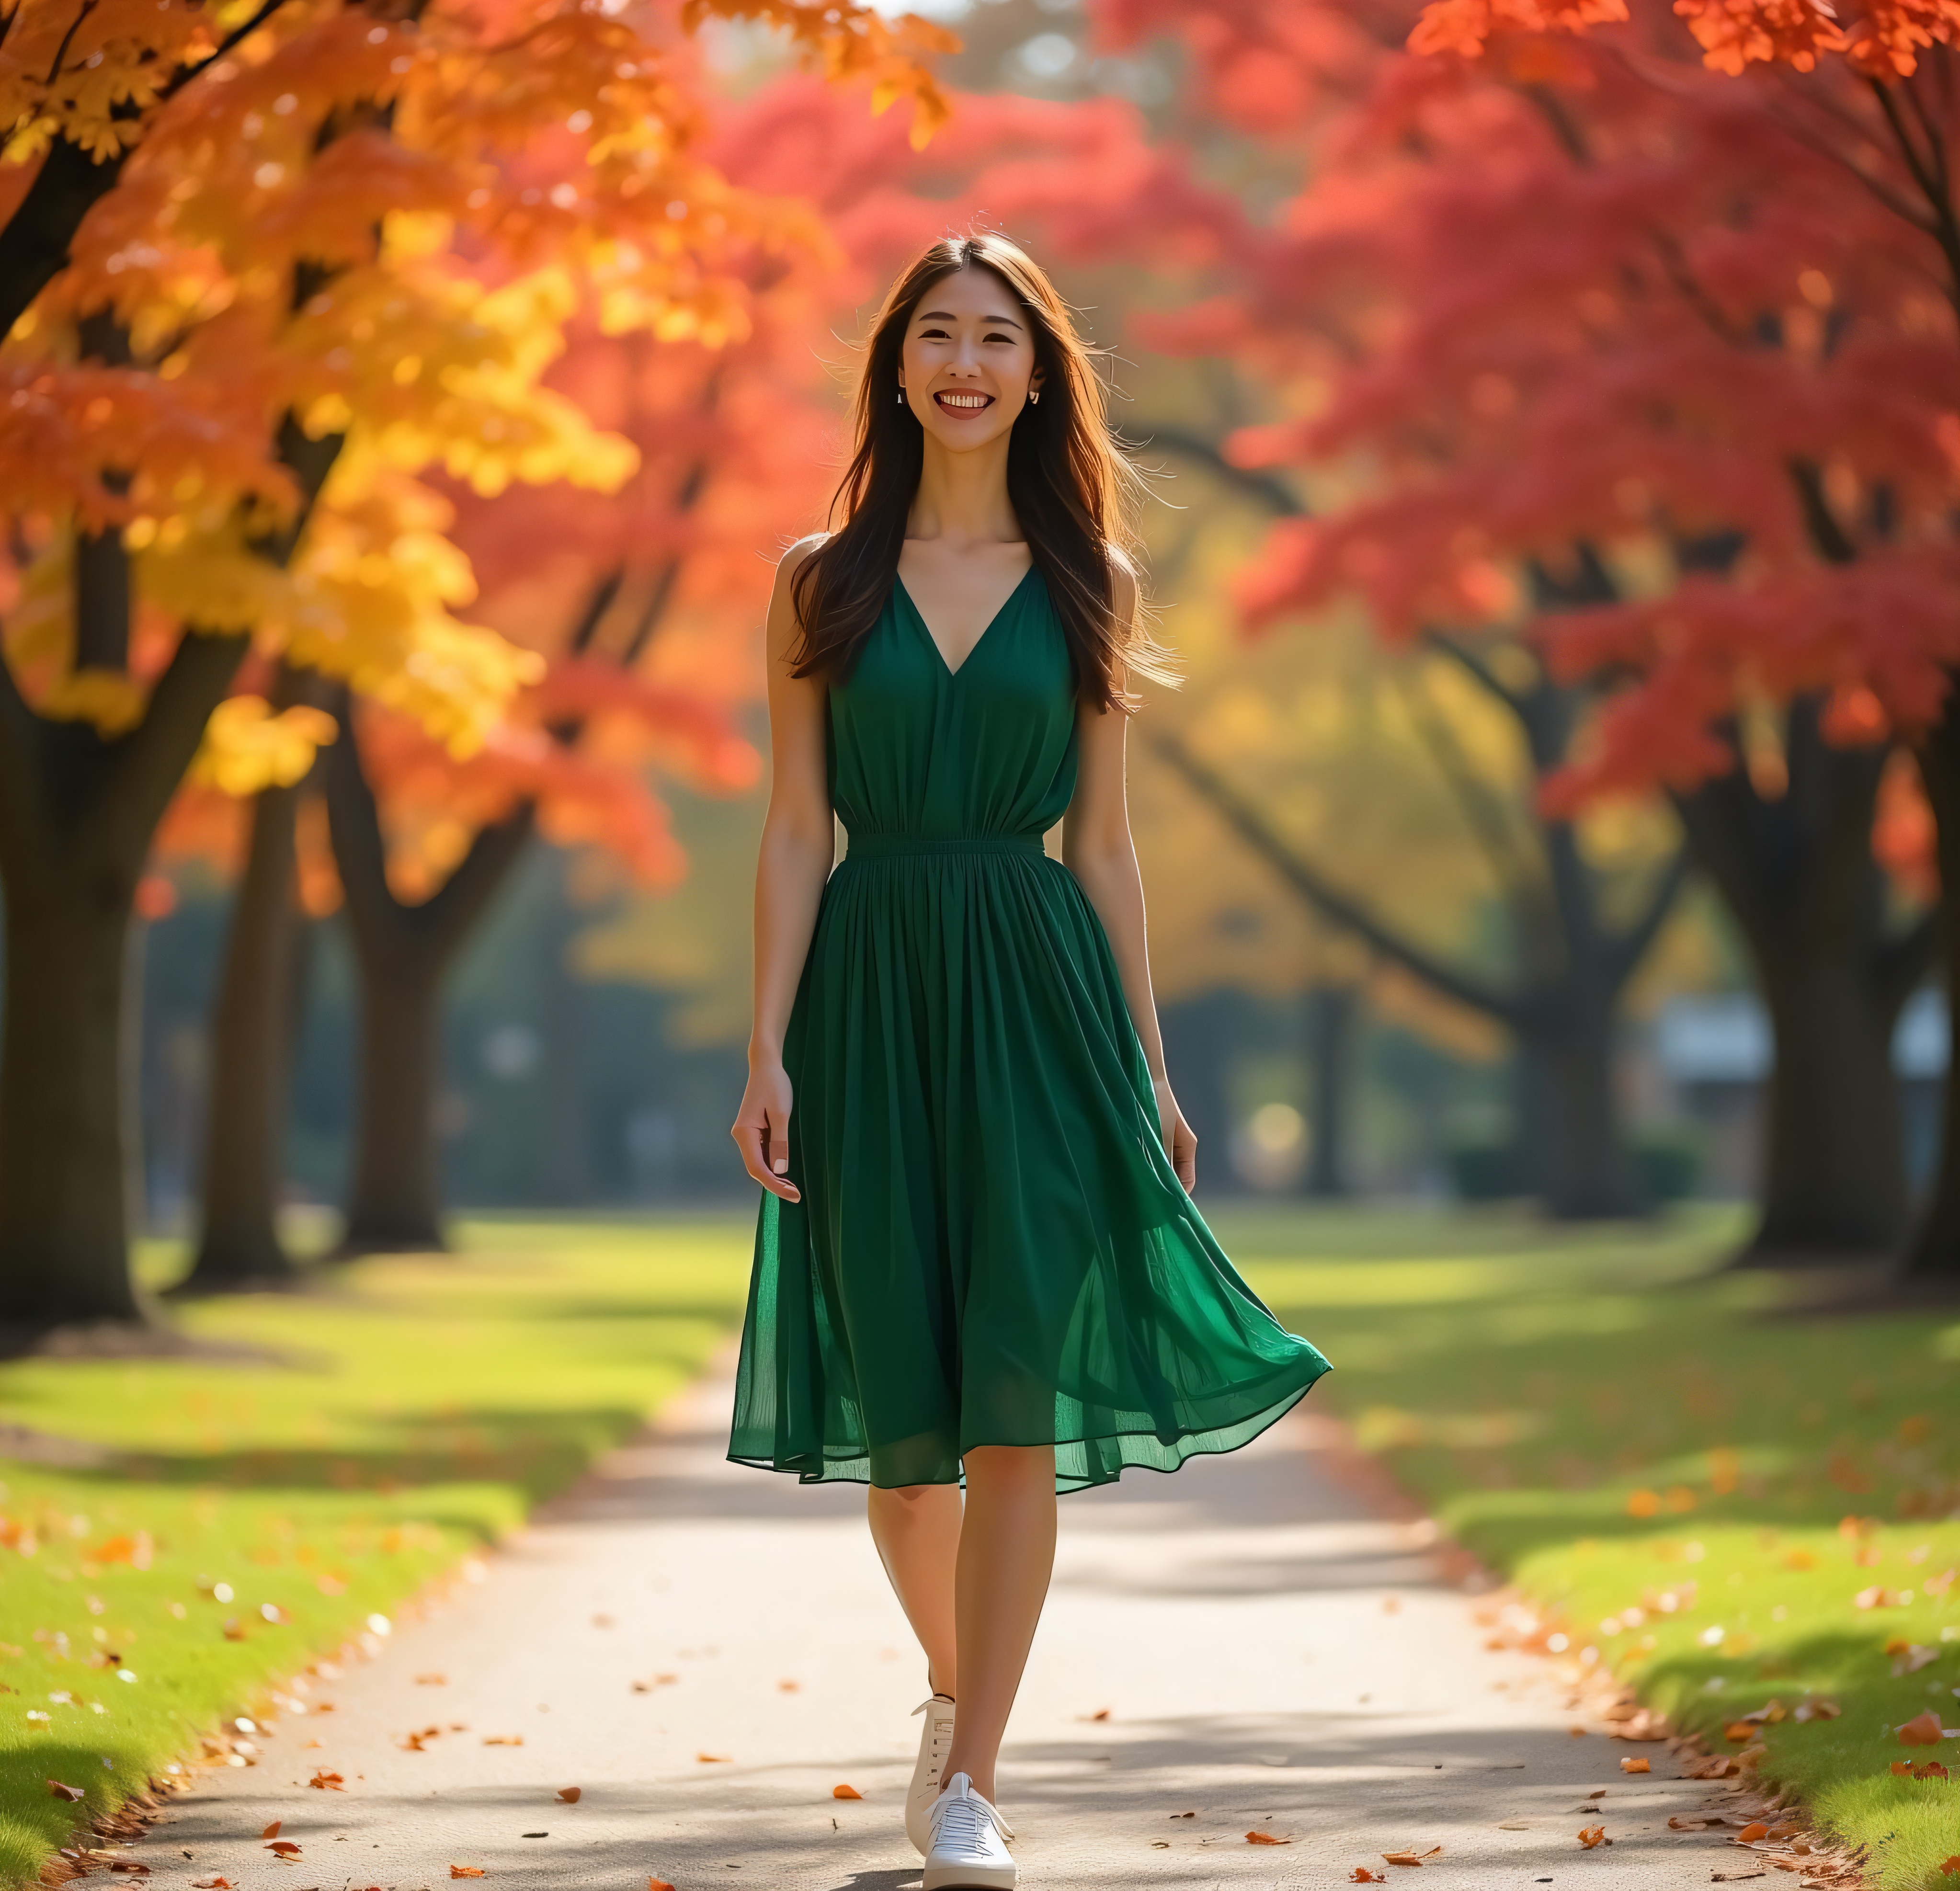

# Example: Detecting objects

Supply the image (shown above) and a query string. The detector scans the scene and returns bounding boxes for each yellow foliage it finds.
[38,665,148,734]
[189,695,339,795]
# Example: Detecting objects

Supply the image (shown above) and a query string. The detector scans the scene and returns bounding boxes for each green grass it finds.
[0,1218,755,1889]
[1226,1203,1960,1891]
[6,1203,1957,1891]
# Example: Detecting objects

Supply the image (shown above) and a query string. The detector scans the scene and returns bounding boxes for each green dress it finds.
[728,565,1330,1494]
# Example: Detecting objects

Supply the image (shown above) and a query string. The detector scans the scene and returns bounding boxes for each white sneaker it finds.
[923,1772,1015,1890]
[906,1694,957,1855]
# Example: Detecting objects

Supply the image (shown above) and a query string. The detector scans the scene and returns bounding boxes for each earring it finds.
[1029,389,1040,405]
[897,386,905,404]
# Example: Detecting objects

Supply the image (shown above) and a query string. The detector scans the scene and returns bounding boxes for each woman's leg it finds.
[939,1444,1057,1804]
[867,1482,963,1697]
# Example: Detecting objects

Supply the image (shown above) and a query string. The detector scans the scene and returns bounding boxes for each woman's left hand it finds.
[1152,1079,1197,1192]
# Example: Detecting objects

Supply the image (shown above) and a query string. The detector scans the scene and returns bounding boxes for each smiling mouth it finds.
[934,390,994,413]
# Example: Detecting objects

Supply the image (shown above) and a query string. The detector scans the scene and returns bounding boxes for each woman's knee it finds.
[961,1444,1057,1488]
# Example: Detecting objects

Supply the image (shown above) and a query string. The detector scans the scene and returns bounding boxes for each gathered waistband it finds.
[844,832,1048,861]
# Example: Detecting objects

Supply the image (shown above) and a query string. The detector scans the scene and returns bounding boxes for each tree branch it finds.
[1607,843,1691,989]
[1152,730,1521,1023]
[1396,667,1543,906]
[1422,627,1526,716]
[1128,424,1307,518]
[422,805,538,961]
[97,627,251,867]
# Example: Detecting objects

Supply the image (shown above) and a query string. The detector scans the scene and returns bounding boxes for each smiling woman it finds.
[726,228,1330,1891]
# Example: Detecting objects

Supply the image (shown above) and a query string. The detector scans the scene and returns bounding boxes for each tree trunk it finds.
[324,686,536,1255]
[0,875,148,1323]
[1671,707,1928,1263]
[1903,709,1960,1278]
[343,946,447,1252]
[1303,984,1353,1198]
[182,777,312,1287]
[1513,993,1641,1218]
[1752,947,1906,1257]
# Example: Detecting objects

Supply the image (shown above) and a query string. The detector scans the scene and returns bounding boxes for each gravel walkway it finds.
[124,1354,1763,1891]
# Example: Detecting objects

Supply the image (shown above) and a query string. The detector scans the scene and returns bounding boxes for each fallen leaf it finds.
[1725,1723,1759,1743]
[556,1788,581,1803]
[832,1785,862,1800]
[1671,1818,1718,1831]
[777,1680,798,1693]
[1793,1701,1841,1722]
[650,1880,676,1891]
[262,1824,282,1841]
[1350,1871,1386,1883]
[481,1737,523,1747]
[1248,1831,1293,1845]
[1569,1726,1587,1737]
[1499,1822,1532,1831]
[1854,1586,1899,1609]
[190,1878,232,1888]
[1578,1826,1607,1849]
[47,1781,85,1802]
[308,1769,345,1790]
[1739,1824,1770,1843]
[1936,1858,1959,1877]
[1382,1846,1442,1865]
[1911,1762,1951,1780]
[416,1674,446,1686]
[1089,1708,1111,1721]
[448,1870,485,1880]
[1899,1711,1945,1746]
[1892,1761,1914,1776]
[696,1754,731,1764]
[1170,1811,1197,1819]
[265,1843,302,1859]
[1620,1758,1651,1774]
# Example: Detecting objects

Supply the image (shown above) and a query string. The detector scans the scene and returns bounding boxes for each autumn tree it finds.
[1083,0,1941,1250]
[0,0,951,1325]
[1380,0,1960,1277]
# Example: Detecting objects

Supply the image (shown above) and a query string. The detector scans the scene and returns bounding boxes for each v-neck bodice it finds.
[826,566,1080,850]
[896,563,1034,678]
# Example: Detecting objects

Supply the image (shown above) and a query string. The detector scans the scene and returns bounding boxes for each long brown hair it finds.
[788,229,1171,713]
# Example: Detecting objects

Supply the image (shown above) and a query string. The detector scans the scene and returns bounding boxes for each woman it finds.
[728,229,1329,1891]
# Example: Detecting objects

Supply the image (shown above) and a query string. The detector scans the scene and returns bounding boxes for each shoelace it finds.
[931,1788,1009,1856]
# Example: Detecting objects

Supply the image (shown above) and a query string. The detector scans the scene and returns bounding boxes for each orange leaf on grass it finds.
[1620,1758,1650,1774]
[1248,1830,1292,1845]
[556,1788,581,1804]
[832,1785,862,1800]
[1900,1712,1945,1745]
[1352,1872,1386,1884]
[47,1781,84,1802]
[1725,1723,1759,1743]
[1578,1827,1607,1849]
[1936,1858,1959,1876]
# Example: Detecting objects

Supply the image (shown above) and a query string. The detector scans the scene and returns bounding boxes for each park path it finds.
[125,1353,1759,1891]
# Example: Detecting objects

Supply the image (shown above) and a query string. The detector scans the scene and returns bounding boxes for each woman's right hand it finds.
[732,1059,800,1202]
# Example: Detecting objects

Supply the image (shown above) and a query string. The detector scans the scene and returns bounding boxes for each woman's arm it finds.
[1061,566,1198,1190]
[730,536,834,1204]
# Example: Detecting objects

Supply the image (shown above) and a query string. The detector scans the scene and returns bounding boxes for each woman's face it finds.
[897,265,1044,452]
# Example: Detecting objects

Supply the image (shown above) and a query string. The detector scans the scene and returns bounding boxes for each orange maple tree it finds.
[0,0,952,1324]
